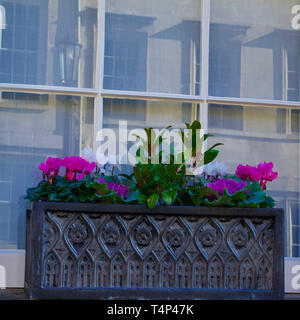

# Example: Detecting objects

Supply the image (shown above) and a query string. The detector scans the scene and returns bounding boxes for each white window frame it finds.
[0,0,300,288]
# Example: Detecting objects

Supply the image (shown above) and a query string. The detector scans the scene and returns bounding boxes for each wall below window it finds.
[0,250,25,288]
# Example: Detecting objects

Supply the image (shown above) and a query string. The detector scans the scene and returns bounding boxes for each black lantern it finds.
[58,35,82,87]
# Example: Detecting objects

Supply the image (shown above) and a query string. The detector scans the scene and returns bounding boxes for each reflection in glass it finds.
[210,0,300,101]
[0,0,97,88]
[0,93,94,248]
[208,103,300,256]
[105,0,201,95]
[103,98,198,168]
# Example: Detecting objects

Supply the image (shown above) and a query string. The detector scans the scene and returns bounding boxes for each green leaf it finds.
[204,133,213,140]
[231,190,247,203]
[138,193,148,204]
[249,180,262,193]
[90,183,106,195]
[79,194,88,202]
[154,175,160,182]
[147,193,159,209]
[118,173,134,180]
[162,191,173,205]
[243,190,266,207]
[122,189,141,203]
[204,189,233,207]
[48,193,59,202]
[204,149,219,164]
[261,196,276,208]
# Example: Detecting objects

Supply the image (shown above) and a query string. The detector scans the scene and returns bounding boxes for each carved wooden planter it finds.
[25,202,284,300]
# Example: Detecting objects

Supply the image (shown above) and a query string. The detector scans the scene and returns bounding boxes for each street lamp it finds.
[58,35,82,87]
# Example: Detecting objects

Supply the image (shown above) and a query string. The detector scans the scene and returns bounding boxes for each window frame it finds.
[1,0,300,256]
[0,0,298,131]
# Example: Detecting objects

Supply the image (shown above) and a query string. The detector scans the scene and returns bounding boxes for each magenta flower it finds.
[85,162,96,174]
[257,161,278,189]
[63,156,96,180]
[235,164,261,182]
[207,178,247,196]
[106,181,128,198]
[235,162,278,189]
[38,157,63,179]
[98,177,106,184]
[38,162,51,175]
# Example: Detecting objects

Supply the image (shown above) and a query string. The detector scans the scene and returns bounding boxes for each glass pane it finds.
[104,98,197,128]
[210,0,300,101]
[0,92,94,249]
[105,0,201,95]
[207,104,300,256]
[0,0,98,88]
[103,98,198,168]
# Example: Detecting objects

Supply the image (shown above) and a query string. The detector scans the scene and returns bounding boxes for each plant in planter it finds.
[25,121,284,300]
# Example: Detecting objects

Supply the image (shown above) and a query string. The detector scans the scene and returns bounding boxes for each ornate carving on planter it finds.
[64,215,93,257]
[111,254,126,287]
[193,256,207,288]
[44,252,60,288]
[161,254,175,288]
[96,253,110,287]
[61,255,76,287]
[78,253,93,287]
[195,219,222,261]
[227,219,255,261]
[176,255,192,288]
[224,256,239,289]
[208,256,223,288]
[144,254,159,288]
[162,217,190,258]
[240,257,256,289]
[98,216,126,257]
[40,211,278,292]
[130,217,158,259]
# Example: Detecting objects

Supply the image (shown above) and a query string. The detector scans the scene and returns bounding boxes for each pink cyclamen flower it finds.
[98,177,106,184]
[106,182,128,198]
[207,178,247,196]
[63,156,96,180]
[257,161,278,189]
[39,157,63,178]
[85,162,96,174]
[235,164,261,182]
[38,162,51,175]
[235,162,278,189]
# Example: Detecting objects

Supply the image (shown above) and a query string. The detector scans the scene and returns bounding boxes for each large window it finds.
[0,0,97,88]
[1,0,300,259]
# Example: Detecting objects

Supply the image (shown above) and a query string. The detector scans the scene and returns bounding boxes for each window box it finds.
[25,201,284,300]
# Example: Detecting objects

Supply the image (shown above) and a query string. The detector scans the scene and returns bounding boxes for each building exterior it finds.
[0,0,299,292]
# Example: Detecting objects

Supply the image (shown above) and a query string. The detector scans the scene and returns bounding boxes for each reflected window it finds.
[0,0,97,88]
[104,13,148,91]
[288,201,300,257]
[105,0,201,95]
[210,0,300,101]
[0,1,43,84]
[277,109,300,134]
[208,104,243,130]
[0,93,94,248]
[287,53,300,101]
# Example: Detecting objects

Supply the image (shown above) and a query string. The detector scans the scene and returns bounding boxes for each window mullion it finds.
[200,0,211,101]
[200,0,211,133]
[93,0,106,154]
